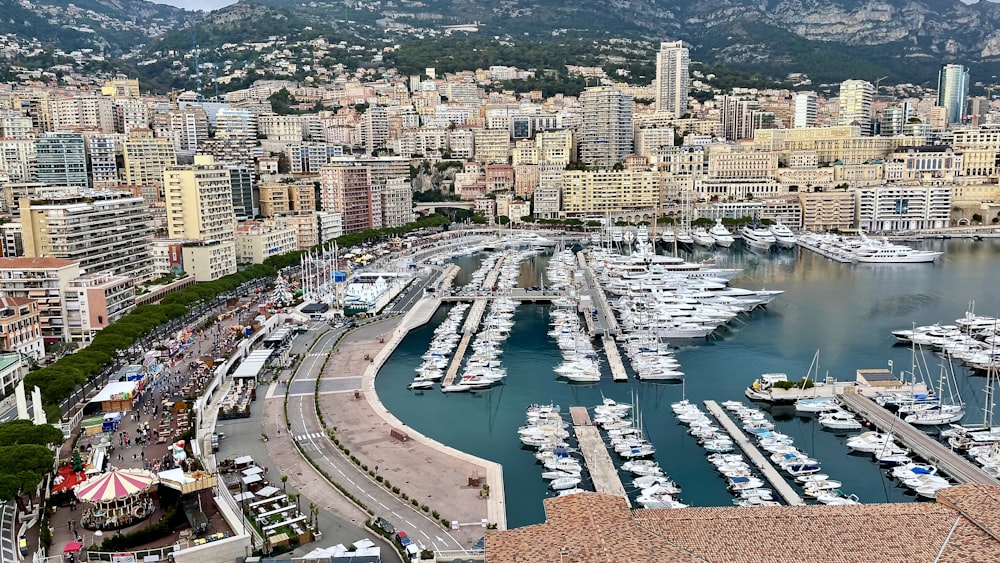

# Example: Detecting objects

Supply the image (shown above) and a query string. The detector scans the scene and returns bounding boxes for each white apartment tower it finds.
[655,41,689,117]
[793,92,818,129]
[837,80,875,136]
[578,86,633,168]
[938,64,970,126]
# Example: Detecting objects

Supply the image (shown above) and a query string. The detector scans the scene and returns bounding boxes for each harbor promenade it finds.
[838,393,998,485]
[568,407,629,505]
[704,401,805,506]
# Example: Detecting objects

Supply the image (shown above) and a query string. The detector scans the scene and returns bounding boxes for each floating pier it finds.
[703,400,806,506]
[602,336,628,382]
[569,406,629,505]
[441,259,505,386]
[838,393,998,485]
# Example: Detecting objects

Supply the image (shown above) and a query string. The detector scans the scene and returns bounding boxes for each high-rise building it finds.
[837,80,875,135]
[793,92,818,129]
[319,164,374,234]
[163,155,237,281]
[35,133,88,188]
[85,133,121,189]
[123,128,177,201]
[0,257,79,345]
[226,164,256,219]
[19,190,153,282]
[655,40,689,117]
[578,86,633,168]
[880,103,914,137]
[938,64,970,126]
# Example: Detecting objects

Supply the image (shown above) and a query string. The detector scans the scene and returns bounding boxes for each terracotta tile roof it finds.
[0,257,78,269]
[486,487,1000,563]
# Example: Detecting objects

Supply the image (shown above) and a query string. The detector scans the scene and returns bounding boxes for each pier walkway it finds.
[796,239,854,263]
[602,336,628,382]
[578,252,619,336]
[704,401,806,506]
[569,406,629,506]
[442,256,505,386]
[838,393,998,485]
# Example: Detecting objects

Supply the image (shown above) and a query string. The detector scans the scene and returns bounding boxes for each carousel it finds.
[74,469,158,531]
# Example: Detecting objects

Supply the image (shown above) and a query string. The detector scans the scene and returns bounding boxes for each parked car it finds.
[395,531,412,547]
[373,517,395,535]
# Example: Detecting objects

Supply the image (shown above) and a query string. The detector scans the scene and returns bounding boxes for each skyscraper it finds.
[577,86,633,168]
[35,133,88,187]
[938,64,970,126]
[837,80,875,135]
[655,40,689,117]
[793,92,817,129]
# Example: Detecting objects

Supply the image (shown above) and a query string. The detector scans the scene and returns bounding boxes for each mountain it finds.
[0,0,194,54]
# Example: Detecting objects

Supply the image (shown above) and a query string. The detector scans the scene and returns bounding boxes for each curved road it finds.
[282,316,468,553]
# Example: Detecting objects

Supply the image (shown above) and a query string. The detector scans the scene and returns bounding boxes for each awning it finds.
[242,474,262,485]
[255,485,280,498]
[63,541,83,553]
[242,467,263,476]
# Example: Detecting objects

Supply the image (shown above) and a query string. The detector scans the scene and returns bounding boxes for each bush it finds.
[375,475,383,483]
[392,487,400,494]
[411,499,419,506]
[771,379,815,390]
[431,510,439,519]
[421,505,429,513]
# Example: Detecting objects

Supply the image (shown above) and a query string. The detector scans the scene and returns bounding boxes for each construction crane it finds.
[873,75,889,96]
[191,30,203,103]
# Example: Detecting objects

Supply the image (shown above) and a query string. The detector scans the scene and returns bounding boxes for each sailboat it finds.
[794,351,838,414]
[905,354,965,426]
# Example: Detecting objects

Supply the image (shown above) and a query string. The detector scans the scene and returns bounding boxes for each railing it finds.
[85,546,174,562]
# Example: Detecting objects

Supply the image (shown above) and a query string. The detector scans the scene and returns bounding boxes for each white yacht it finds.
[740,225,776,251]
[768,221,797,249]
[691,228,715,248]
[708,221,735,248]
[852,242,943,264]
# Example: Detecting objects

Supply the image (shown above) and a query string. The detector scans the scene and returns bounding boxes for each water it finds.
[375,239,1000,527]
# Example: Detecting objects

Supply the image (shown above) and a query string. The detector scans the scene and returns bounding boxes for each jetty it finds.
[569,407,629,505]
[704,401,806,506]
[442,258,506,386]
[838,393,998,485]
[602,336,628,382]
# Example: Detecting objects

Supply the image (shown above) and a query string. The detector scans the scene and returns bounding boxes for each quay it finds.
[838,393,998,485]
[569,406,630,506]
[442,257,504,386]
[796,238,854,263]
[704,401,806,506]
[602,336,628,382]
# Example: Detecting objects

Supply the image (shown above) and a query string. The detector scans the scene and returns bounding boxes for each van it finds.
[405,543,420,562]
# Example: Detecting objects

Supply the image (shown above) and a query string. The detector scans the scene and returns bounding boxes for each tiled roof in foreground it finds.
[486,485,1000,563]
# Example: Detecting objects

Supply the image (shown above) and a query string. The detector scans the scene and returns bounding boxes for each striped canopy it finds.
[75,469,156,503]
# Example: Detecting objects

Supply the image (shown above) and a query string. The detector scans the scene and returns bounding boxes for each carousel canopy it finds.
[75,469,156,503]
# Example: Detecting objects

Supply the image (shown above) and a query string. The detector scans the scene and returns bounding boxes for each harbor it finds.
[375,237,1000,527]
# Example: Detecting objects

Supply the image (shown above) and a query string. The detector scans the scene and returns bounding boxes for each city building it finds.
[0,257,79,345]
[319,164,375,234]
[85,133,121,189]
[226,164,256,219]
[235,220,299,264]
[655,40,689,117]
[793,92,817,129]
[837,79,875,135]
[856,185,951,231]
[577,86,633,168]
[938,64,970,126]
[163,156,237,282]
[20,190,153,282]
[63,274,135,344]
[122,129,177,201]
[381,177,413,229]
[798,190,856,232]
[561,169,661,219]
[0,296,44,361]
[35,133,88,188]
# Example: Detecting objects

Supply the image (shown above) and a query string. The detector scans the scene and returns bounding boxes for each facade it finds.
[316,211,343,244]
[163,156,237,282]
[287,143,345,174]
[85,134,121,189]
[319,164,375,234]
[63,274,135,344]
[283,214,319,250]
[561,169,661,217]
[0,257,79,345]
[153,106,209,153]
[837,80,875,135]
[20,190,153,282]
[938,64,970,126]
[0,296,44,361]
[226,164,256,219]
[122,129,177,199]
[655,40,689,117]
[577,86,633,168]
[793,92,817,129]
[856,185,951,231]
[798,190,856,232]
[36,133,88,188]
[473,128,511,164]
[260,183,292,217]
[235,220,299,264]
[381,177,413,229]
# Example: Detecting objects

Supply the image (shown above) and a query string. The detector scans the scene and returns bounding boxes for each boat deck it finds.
[838,393,998,485]
[704,400,806,506]
[569,406,629,505]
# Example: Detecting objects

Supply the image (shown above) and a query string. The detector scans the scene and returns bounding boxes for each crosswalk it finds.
[295,432,325,441]
[306,352,326,358]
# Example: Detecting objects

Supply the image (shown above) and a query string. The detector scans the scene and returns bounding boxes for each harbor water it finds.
[374,239,1000,527]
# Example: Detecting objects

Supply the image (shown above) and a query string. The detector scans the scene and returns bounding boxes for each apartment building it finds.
[260,183,292,217]
[122,129,177,199]
[856,185,952,231]
[36,133,88,188]
[473,128,511,164]
[0,139,36,183]
[381,177,413,229]
[20,190,153,282]
[0,296,44,361]
[561,169,662,217]
[152,106,209,153]
[64,274,135,344]
[49,94,115,133]
[112,98,150,135]
[235,220,299,264]
[798,191,856,232]
[577,86,633,168]
[287,143,345,174]
[85,133,122,189]
[319,164,374,234]
[163,155,237,282]
[0,257,79,344]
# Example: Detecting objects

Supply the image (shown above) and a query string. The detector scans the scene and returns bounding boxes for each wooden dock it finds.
[441,332,473,386]
[442,257,505,386]
[602,336,628,382]
[838,393,998,485]
[569,406,629,505]
[703,401,806,506]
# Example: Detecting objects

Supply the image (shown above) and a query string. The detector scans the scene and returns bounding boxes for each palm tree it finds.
[280,474,288,493]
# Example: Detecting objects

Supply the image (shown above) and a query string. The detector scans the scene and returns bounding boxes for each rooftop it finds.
[0,257,78,270]
[485,486,1000,562]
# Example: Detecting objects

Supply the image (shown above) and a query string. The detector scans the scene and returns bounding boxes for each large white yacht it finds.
[852,241,943,264]
[740,225,776,251]
[768,221,797,249]
[691,228,715,248]
[708,221,735,248]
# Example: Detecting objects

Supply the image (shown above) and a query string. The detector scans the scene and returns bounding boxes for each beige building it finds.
[798,190,856,231]
[64,274,135,344]
[0,296,44,361]
[259,183,292,217]
[163,156,237,282]
[561,169,663,218]
[235,220,299,264]
[706,146,778,180]
[473,128,511,164]
[381,177,413,229]
[0,138,37,183]
[753,126,924,166]
[0,257,79,345]
[20,190,153,283]
[283,214,319,250]
[123,128,177,201]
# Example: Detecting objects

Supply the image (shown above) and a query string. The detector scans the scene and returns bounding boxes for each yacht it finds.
[691,228,715,248]
[740,225,776,252]
[708,221,735,248]
[852,242,943,264]
[768,221,797,249]
[674,229,695,251]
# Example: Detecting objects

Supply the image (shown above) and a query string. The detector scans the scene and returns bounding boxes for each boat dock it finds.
[602,336,628,382]
[569,406,629,505]
[796,238,854,263]
[442,259,506,386]
[578,252,620,336]
[838,393,998,485]
[703,401,806,506]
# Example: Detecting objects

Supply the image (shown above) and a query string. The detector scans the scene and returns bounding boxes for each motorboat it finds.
[768,221,797,249]
[818,410,863,431]
[692,228,715,248]
[407,379,435,390]
[795,397,839,414]
[549,476,582,490]
[541,470,580,480]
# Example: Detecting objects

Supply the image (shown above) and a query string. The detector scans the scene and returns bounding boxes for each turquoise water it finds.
[374,240,1000,527]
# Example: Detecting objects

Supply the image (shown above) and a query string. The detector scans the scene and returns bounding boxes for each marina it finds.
[703,401,805,506]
